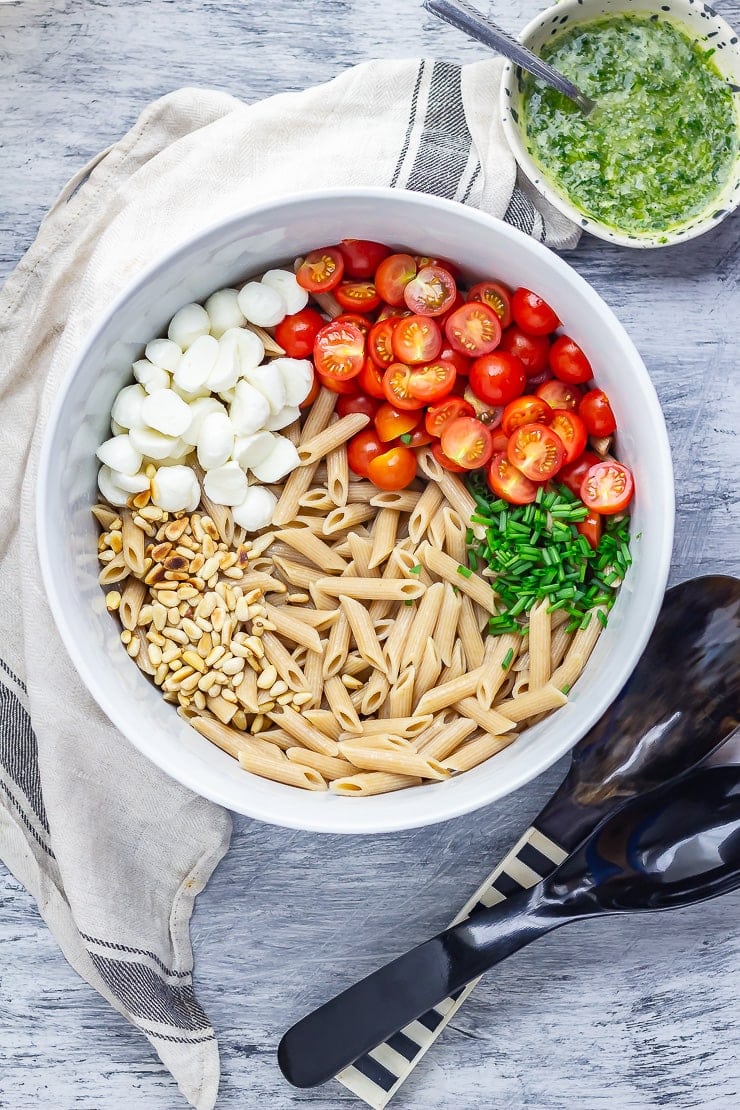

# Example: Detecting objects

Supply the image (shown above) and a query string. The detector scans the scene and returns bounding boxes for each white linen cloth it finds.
[0,57,577,1110]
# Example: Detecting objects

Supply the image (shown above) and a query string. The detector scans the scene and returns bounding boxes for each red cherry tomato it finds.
[557,450,601,496]
[403,265,457,317]
[338,239,391,279]
[549,335,593,385]
[580,461,634,514]
[468,351,526,407]
[375,253,417,306]
[347,430,386,477]
[334,282,381,313]
[536,380,582,411]
[296,247,344,293]
[431,441,467,473]
[392,315,443,365]
[299,372,321,409]
[441,416,494,470]
[425,396,475,438]
[407,359,456,404]
[313,320,365,380]
[499,325,550,377]
[487,451,539,504]
[548,410,588,466]
[376,304,411,321]
[489,429,509,453]
[375,403,419,443]
[274,307,326,359]
[414,255,461,281]
[579,389,617,437]
[367,445,417,490]
[511,287,560,336]
[357,358,386,399]
[439,346,473,377]
[337,392,380,420]
[576,510,603,550]
[405,427,434,448]
[382,363,425,411]
[501,395,551,438]
[507,423,565,481]
[315,371,358,395]
[368,318,398,368]
[444,302,502,357]
[334,312,372,339]
[467,281,512,327]
[463,385,503,426]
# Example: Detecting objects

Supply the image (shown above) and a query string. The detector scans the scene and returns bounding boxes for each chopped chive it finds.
[457,564,472,579]
[404,599,414,606]
[561,683,571,694]
[502,647,514,670]
[410,564,422,574]
[400,433,412,444]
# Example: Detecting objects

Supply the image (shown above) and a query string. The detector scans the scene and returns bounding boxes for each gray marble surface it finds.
[1,0,739,1107]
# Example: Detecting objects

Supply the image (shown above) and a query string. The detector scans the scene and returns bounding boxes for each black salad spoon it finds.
[279,760,740,1087]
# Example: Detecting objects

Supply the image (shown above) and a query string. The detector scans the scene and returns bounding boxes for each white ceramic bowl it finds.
[501,0,740,247]
[37,188,674,833]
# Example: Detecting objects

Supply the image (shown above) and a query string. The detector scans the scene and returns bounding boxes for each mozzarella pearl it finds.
[250,435,300,483]
[204,288,246,338]
[141,389,192,436]
[232,486,278,532]
[174,334,219,394]
[237,282,286,328]
[168,303,211,349]
[151,465,200,513]
[261,269,309,315]
[203,461,248,507]
[197,411,234,470]
[111,383,147,430]
[96,434,142,476]
[145,338,182,372]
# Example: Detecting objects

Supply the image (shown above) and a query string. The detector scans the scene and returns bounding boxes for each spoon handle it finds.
[278,886,562,1089]
[423,0,595,115]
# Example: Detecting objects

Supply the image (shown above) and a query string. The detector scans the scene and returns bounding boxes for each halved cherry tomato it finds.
[501,395,551,438]
[490,429,509,453]
[432,441,467,473]
[463,385,503,426]
[579,389,617,437]
[299,372,321,409]
[338,239,391,279]
[357,357,386,399]
[557,450,601,496]
[314,320,365,380]
[499,325,550,377]
[316,371,357,395]
[337,392,380,420]
[576,510,603,550]
[392,315,443,365]
[407,359,456,403]
[548,410,587,465]
[382,363,425,411]
[424,396,475,437]
[441,417,494,470]
[438,346,472,377]
[487,451,538,504]
[467,281,512,327]
[367,445,417,490]
[438,290,466,326]
[375,403,419,443]
[368,318,399,367]
[334,312,372,340]
[549,335,593,385]
[508,423,565,481]
[536,380,581,411]
[415,255,460,281]
[511,287,560,336]
[296,247,344,293]
[403,265,457,317]
[274,307,325,359]
[469,351,526,407]
[375,253,417,306]
[376,304,411,321]
[527,369,554,390]
[444,302,502,357]
[347,429,386,477]
[580,461,634,514]
[334,282,381,313]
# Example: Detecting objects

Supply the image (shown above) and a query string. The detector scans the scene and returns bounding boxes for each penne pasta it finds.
[299,488,334,512]
[298,386,337,440]
[421,544,496,613]
[457,594,486,669]
[340,595,387,674]
[455,697,517,735]
[330,772,423,796]
[347,533,379,578]
[119,577,148,631]
[323,503,376,535]
[238,748,327,790]
[442,505,468,565]
[272,460,319,526]
[496,684,568,723]
[370,490,421,512]
[439,639,467,684]
[441,731,517,772]
[266,705,340,756]
[348,715,433,740]
[434,582,462,667]
[549,624,572,671]
[264,603,322,654]
[121,510,147,576]
[272,555,319,590]
[388,665,415,718]
[402,580,445,668]
[297,412,370,465]
[192,715,266,760]
[408,480,444,543]
[414,638,443,703]
[338,742,450,781]
[324,675,362,732]
[98,555,129,586]
[261,632,309,691]
[391,547,433,587]
[302,709,342,739]
[369,508,400,569]
[314,576,425,602]
[550,651,587,693]
[360,670,390,716]
[327,441,349,507]
[275,528,347,573]
[476,633,520,708]
[417,717,478,762]
[324,609,351,678]
[415,667,484,716]
[527,599,551,691]
[285,747,355,781]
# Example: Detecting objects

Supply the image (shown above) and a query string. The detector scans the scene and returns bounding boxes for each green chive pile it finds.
[465,475,632,637]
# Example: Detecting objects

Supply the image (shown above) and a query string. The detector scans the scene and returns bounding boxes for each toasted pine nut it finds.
[120,629,132,645]
[205,645,227,667]
[257,664,277,690]
[106,591,122,612]
[182,650,206,673]
[221,657,245,676]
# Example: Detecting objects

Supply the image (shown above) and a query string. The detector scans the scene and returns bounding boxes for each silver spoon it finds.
[423,0,596,116]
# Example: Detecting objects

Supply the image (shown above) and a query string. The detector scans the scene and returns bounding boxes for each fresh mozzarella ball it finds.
[151,465,200,513]
[111,383,147,430]
[262,269,309,315]
[237,281,286,328]
[204,288,246,339]
[133,359,170,394]
[97,465,131,507]
[232,431,275,470]
[158,436,193,461]
[250,434,300,483]
[197,411,234,470]
[141,388,192,437]
[167,303,211,349]
[174,333,219,394]
[113,470,151,494]
[207,329,242,393]
[181,396,226,446]
[264,405,300,431]
[232,486,278,532]
[203,461,248,507]
[145,338,182,372]
[172,380,211,404]
[235,327,265,373]
[229,379,271,436]
[242,363,286,415]
[96,434,142,476]
[270,357,315,406]
[129,425,181,460]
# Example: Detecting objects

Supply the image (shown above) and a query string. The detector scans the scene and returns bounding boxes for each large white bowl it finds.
[37,188,674,834]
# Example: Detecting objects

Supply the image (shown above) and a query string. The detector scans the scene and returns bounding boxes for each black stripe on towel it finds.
[405,61,473,200]
[503,185,537,236]
[88,953,211,1030]
[351,1053,398,1092]
[0,675,53,853]
[80,931,192,979]
[390,61,426,188]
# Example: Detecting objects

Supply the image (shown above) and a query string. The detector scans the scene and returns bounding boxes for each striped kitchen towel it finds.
[0,56,577,1110]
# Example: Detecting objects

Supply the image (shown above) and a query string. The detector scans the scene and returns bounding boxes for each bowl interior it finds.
[37,189,674,833]
[501,0,740,247]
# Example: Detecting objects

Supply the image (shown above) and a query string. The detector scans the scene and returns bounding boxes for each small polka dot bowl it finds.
[500,0,740,247]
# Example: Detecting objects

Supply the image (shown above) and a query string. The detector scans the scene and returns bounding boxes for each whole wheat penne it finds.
[263,603,322,654]
[98,555,129,586]
[275,528,347,573]
[339,595,387,673]
[347,533,378,578]
[302,648,324,708]
[121,510,147,576]
[302,709,342,739]
[285,748,355,780]
[361,670,390,716]
[119,577,148,631]
[512,670,529,698]
[330,772,423,796]
[338,742,450,781]
[383,604,415,684]
[297,413,370,465]
[415,667,484,715]
[374,617,395,642]
[261,632,309,691]
[550,651,587,693]
[193,469,236,546]
[417,717,478,761]
[421,544,496,613]
[282,418,302,446]
[191,715,261,761]
[428,503,448,549]
[245,322,285,356]
[238,572,287,595]
[355,715,434,740]
[439,639,467,684]
[267,705,340,756]
[408,481,444,543]
[234,667,259,713]
[324,609,351,678]
[340,734,414,752]
[327,441,349,507]
[568,608,607,663]
[299,386,338,440]
[455,697,517,735]
[441,731,517,772]
[92,503,120,529]
[416,445,443,481]
[299,488,334,511]
[434,582,462,667]
[370,490,421,512]
[309,581,335,611]
[496,684,568,722]
[324,675,362,732]
[323,503,376,535]
[442,505,468,565]
[414,638,443,703]
[273,555,320,590]
[272,461,320,526]
[402,581,445,669]
[388,665,415,718]
[369,508,400,569]
[346,480,380,502]
[436,470,478,530]
[549,624,572,671]
[251,728,294,751]
[238,748,327,790]
[527,599,551,691]
[476,633,520,708]
[315,576,424,602]
[367,548,414,621]
[391,548,433,587]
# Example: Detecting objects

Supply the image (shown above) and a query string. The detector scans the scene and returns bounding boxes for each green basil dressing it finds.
[521,15,738,235]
